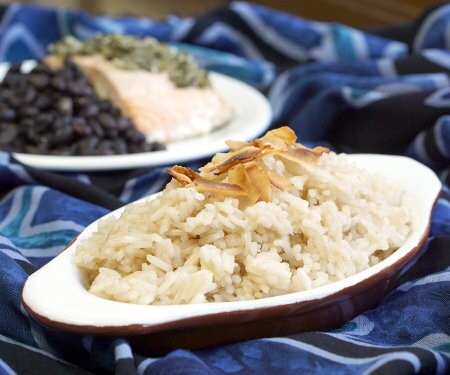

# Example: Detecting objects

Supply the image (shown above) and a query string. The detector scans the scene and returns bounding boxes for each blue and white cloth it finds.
[0,2,449,374]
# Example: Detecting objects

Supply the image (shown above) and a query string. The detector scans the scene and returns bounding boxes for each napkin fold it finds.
[0,2,449,374]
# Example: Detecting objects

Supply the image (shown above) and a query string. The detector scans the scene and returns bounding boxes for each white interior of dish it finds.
[0,61,271,171]
[22,155,441,328]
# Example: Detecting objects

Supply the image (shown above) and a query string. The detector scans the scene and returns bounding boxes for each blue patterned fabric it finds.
[0,2,449,374]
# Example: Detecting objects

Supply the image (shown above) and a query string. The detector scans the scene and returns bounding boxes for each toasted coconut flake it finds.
[228,164,247,189]
[192,178,246,196]
[268,171,293,190]
[292,143,329,156]
[211,152,230,164]
[166,127,329,207]
[278,154,316,174]
[312,146,330,156]
[279,145,329,173]
[276,145,328,175]
[254,135,287,151]
[199,152,230,174]
[203,145,262,174]
[287,147,321,164]
[199,162,215,174]
[246,162,272,202]
[168,166,245,196]
[225,139,248,151]
[167,165,200,184]
[228,164,260,208]
[259,126,297,145]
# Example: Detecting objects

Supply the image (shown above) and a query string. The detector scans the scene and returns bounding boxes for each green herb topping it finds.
[49,34,210,88]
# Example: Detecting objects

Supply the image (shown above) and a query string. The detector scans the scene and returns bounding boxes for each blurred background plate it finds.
[5,70,272,171]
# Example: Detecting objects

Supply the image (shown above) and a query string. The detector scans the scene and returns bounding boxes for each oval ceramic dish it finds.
[22,154,441,355]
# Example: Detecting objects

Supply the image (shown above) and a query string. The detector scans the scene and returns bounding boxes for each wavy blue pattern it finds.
[0,2,449,374]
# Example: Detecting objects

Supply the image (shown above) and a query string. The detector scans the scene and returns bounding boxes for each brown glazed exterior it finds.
[22,222,431,356]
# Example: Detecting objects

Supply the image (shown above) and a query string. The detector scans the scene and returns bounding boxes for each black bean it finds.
[0,123,19,144]
[20,118,35,128]
[48,147,67,155]
[31,63,53,75]
[68,142,78,155]
[116,117,132,131]
[73,96,88,109]
[53,115,71,130]
[25,87,37,102]
[25,141,51,154]
[3,72,22,87]
[138,142,153,152]
[0,90,11,103]
[8,63,22,73]
[65,60,79,76]
[0,108,16,122]
[88,119,105,138]
[78,85,95,97]
[127,143,142,153]
[24,127,42,144]
[80,104,99,117]
[151,142,166,151]
[27,73,50,89]
[34,95,52,110]
[52,125,73,145]
[5,94,22,108]
[126,129,146,143]
[25,144,44,154]
[105,129,119,138]
[96,140,115,155]
[109,107,121,117]
[98,112,116,129]
[66,81,85,96]
[72,117,92,136]
[51,76,66,90]
[20,106,39,117]
[36,113,53,126]
[77,136,99,155]
[34,122,51,135]
[56,97,73,116]
[99,99,113,111]
[0,60,166,156]
[112,138,127,154]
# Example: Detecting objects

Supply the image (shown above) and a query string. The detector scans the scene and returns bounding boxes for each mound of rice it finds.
[74,150,412,305]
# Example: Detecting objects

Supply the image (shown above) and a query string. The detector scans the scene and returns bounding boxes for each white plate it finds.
[1,62,271,171]
[22,155,441,338]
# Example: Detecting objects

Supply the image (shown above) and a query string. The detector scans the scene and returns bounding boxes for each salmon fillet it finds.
[61,55,232,143]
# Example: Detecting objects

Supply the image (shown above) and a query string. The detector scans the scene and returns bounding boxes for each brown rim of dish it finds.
[21,195,436,337]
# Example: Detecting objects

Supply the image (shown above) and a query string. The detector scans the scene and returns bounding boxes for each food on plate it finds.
[49,35,233,143]
[74,127,413,304]
[0,61,164,156]
[49,34,209,88]
[0,34,232,156]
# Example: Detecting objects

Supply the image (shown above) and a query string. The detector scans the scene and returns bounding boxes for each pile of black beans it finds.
[0,61,165,155]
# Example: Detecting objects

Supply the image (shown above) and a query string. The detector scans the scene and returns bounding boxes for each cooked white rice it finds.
[74,152,412,304]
